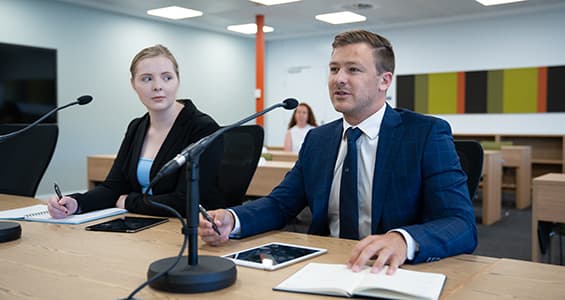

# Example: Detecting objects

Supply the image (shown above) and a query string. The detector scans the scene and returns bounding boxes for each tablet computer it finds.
[222,242,327,271]
[85,216,168,233]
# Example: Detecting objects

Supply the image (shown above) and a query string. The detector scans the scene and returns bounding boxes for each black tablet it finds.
[85,216,168,233]
[222,242,327,271]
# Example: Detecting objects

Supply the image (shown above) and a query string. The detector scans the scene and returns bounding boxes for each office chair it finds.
[454,140,484,200]
[0,124,58,197]
[218,125,264,207]
[538,221,565,265]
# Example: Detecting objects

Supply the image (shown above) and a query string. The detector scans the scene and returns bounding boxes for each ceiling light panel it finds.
[248,0,302,5]
[147,6,203,20]
[475,0,527,6]
[227,23,275,34]
[315,11,367,25]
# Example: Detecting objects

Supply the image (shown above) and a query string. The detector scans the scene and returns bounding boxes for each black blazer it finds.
[73,100,225,217]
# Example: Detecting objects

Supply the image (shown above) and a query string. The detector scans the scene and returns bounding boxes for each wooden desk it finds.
[481,150,503,225]
[531,173,565,262]
[87,155,294,198]
[246,161,294,196]
[501,146,532,209]
[2,194,565,299]
[449,258,565,299]
[266,150,298,162]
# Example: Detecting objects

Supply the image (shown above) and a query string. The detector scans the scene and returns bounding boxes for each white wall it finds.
[1,0,255,196]
[264,4,565,146]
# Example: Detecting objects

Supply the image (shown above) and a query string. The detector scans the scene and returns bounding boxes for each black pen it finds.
[199,204,221,236]
[54,182,63,200]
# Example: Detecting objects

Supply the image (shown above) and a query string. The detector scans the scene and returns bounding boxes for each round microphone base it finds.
[148,255,237,293]
[0,221,22,243]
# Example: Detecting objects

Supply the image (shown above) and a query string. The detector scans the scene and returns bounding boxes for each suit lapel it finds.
[310,120,343,229]
[371,105,403,233]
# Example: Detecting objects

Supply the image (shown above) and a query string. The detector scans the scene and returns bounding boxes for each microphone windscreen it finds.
[77,95,93,105]
[282,98,299,110]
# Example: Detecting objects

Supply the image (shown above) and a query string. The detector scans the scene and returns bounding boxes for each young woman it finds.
[283,103,317,153]
[48,44,224,218]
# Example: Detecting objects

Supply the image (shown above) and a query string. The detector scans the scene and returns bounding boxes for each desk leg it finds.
[482,155,502,225]
[531,183,540,262]
[515,166,532,209]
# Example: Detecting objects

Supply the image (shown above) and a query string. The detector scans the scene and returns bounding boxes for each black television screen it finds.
[0,42,57,124]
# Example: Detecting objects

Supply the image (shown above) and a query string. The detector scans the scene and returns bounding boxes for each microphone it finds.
[0,95,93,143]
[151,97,298,184]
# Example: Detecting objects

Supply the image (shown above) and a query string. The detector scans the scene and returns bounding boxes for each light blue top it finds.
[137,157,154,195]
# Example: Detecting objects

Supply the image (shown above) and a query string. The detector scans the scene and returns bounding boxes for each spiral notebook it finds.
[0,204,127,224]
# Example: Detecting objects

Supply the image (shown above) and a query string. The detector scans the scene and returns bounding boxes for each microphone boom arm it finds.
[0,95,93,143]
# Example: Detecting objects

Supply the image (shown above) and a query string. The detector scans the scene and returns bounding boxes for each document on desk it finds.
[274,263,446,300]
[0,204,127,224]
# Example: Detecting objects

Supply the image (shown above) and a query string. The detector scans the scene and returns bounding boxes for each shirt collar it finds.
[342,103,386,140]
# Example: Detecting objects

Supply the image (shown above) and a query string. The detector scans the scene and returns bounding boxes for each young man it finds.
[198,30,477,274]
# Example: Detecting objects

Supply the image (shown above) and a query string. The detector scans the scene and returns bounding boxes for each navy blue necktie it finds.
[339,127,363,240]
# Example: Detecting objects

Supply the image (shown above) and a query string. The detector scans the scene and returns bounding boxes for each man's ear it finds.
[378,72,393,92]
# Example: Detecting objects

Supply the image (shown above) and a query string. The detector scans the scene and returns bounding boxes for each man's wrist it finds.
[389,228,418,261]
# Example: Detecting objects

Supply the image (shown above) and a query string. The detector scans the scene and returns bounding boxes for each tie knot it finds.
[346,127,362,143]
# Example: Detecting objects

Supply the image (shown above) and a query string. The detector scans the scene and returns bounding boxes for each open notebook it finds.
[274,263,446,300]
[0,204,127,224]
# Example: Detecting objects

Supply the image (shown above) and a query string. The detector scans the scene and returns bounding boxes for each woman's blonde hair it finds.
[129,44,179,79]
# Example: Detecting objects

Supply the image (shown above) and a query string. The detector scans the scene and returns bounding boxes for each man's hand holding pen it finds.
[198,208,235,246]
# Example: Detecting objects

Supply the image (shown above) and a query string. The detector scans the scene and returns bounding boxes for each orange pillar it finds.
[255,15,265,126]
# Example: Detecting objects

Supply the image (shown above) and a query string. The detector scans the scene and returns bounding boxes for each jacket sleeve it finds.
[402,119,478,263]
[71,120,138,213]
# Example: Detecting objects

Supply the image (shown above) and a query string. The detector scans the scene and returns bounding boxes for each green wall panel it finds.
[414,74,428,113]
[487,70,503,113]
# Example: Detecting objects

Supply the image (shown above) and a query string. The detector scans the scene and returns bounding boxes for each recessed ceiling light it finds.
[475,0,527,6]
[315,11,367,25]
[147,6,203,20]
[227,23,275,34]
[248,0,302,5]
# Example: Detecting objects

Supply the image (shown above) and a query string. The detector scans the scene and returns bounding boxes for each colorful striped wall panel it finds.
[396,66,565,114]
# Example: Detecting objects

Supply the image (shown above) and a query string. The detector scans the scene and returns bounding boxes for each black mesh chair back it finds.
[218,125,264,207]
[454,140,484,199]
[0,124,58,197]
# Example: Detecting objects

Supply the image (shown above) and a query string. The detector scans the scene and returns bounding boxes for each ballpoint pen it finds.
[54,182,63,200]
[199,204,221,236]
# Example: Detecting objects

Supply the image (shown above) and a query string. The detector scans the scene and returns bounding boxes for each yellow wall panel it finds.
[428,72,457,114]
[503,68,538,113]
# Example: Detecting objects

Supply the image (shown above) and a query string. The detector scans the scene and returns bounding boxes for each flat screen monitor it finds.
[0,42,57,124]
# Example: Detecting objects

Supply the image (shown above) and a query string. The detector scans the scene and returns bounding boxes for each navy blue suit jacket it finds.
[233,104,477,263]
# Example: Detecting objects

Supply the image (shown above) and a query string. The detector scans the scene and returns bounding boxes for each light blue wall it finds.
[3,0,565,196]
[264,4,565,146]
[1,0,256,196]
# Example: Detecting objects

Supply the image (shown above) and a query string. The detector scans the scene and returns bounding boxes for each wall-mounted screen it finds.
[0,42,57,124]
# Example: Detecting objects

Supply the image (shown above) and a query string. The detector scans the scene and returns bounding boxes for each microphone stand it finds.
[147,147,236,293]
[144,98,298,293]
